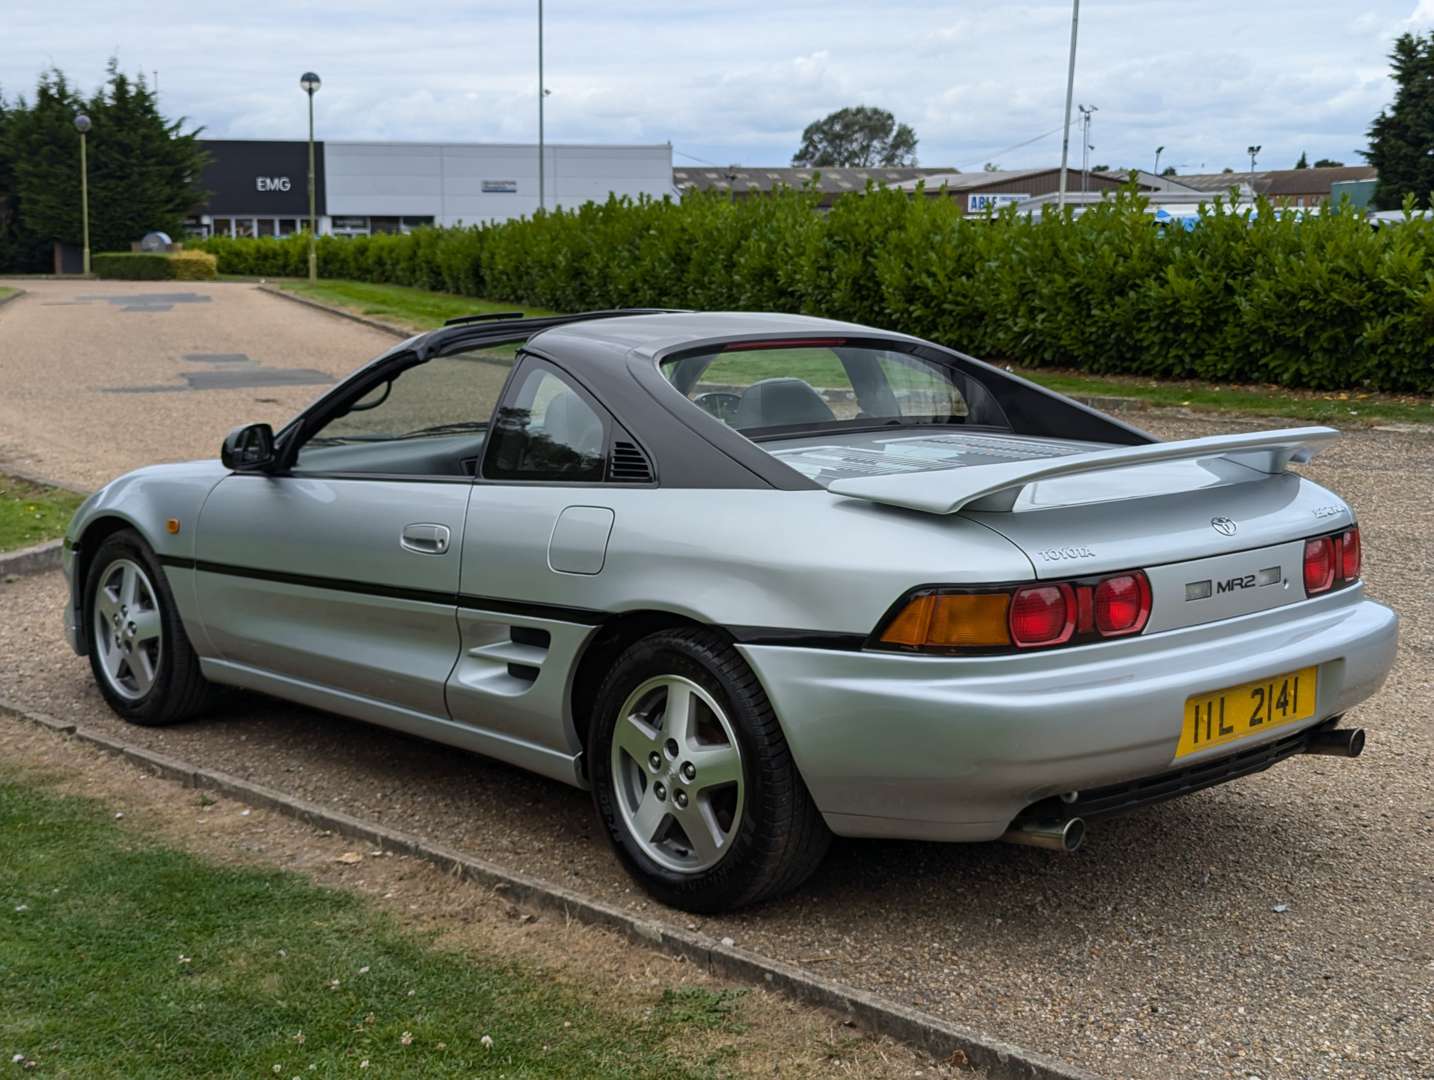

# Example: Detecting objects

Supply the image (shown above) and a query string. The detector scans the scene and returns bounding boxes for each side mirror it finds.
[221,423,276,471]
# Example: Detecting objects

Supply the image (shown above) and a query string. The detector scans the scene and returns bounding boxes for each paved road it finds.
[2,281,1431,1079]
[0,279,397,490]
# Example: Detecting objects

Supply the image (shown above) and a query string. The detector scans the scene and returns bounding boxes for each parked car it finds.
[63,310,1398,911]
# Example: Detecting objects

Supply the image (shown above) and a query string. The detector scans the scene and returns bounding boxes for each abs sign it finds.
[256,176,292,192]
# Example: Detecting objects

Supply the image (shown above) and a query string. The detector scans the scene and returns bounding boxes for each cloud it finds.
[0,0,1414,172]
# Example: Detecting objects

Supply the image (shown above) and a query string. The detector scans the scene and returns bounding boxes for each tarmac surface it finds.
[2,279,1431,1079]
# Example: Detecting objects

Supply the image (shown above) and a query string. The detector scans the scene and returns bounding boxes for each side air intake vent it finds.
[610,440,654,483]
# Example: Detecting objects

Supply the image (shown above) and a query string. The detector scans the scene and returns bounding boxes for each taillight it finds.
[1303,537,1336,595]
[1339,526,1361,582]
[1009,584,1075,647]
[1093,573,1152,636]
[874,570,1150,654]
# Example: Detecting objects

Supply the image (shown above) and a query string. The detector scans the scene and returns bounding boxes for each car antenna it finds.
[442,311,527,327]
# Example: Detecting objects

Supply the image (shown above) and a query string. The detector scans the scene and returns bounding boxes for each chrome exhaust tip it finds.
[1303,727,1365,758]
[1000,817,1086,852]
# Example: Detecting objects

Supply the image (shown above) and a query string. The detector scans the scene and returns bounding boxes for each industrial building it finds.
[189,139,675,238]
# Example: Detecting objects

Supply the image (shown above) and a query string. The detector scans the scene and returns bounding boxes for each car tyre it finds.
[84,529,211,726]
[589,628,831,912]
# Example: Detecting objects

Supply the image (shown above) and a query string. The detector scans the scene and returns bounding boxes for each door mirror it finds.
[221,423,276,471]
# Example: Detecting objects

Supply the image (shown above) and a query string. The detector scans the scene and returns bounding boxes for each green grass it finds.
[0,286,17,301]
[270,279,1434,427]
[278,280,557,332]
[0,475,85,553]
[0,772,739,1078]
[1017,369,1434,427]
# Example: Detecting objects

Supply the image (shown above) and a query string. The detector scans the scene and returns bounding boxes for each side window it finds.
[293,341,519,477]
[482,362,607,482]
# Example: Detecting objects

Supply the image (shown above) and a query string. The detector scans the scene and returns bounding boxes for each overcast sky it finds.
[5,0,1432,174]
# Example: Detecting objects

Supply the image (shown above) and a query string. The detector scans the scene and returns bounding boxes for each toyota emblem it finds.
[1211,516,1238,537]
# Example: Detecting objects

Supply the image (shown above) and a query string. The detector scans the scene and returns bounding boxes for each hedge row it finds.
[195,189,1434,393]
[93,249,217,281]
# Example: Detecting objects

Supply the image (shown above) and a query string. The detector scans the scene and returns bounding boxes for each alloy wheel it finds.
[609,674,745,873]
[92,558,163,701]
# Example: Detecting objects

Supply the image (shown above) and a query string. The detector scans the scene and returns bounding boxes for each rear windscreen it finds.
[659,343,1008,436]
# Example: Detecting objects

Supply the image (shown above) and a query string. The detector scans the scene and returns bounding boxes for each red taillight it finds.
[1094,572,1152,636]
[1304,537,1336,594]
[1340,527,1361,582]
[1009,584,1075,648]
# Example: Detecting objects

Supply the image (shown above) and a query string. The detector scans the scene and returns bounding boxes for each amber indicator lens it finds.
[929,593,1011,647]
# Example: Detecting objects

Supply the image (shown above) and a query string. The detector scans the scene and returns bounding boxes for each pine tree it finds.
[0,62,209,270]
[1366,32,1434,209]
[1294,151,1309,169]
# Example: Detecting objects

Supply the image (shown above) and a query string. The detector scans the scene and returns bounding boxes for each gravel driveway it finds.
[2,282,1430,1079]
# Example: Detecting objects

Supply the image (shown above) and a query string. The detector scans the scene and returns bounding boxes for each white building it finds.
[191,139,676,238]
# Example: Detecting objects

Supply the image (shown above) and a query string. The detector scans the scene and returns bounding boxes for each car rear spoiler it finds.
[826,426,1340,514]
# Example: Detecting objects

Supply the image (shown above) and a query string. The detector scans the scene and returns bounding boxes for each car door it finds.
[194,345,515,719]
[445,355,645,782]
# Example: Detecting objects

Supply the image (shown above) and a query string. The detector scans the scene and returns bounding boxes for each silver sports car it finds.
[62,310,1398,911]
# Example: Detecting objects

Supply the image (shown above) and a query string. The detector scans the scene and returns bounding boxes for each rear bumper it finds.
[737,589,1398,841]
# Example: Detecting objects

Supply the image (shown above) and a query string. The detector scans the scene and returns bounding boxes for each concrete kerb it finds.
[0,287,26,312]
[0,696,1100,1080]
[256,283,412,340]
[0,538,64,577]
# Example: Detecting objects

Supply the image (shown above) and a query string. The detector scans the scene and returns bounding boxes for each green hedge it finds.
[92,252,173,280]
[193,189,1434,393]
[92,249,218,281]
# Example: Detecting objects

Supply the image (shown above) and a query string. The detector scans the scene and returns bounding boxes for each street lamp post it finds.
[1154,145,1164,175]
[74,114,92,276]
[538,0,545,213]
[1246,144,1261,198]
[300,72,322,282]
[1056,0,1080,211]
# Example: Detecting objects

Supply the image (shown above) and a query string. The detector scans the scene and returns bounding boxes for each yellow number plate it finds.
[1177,667,1318,759]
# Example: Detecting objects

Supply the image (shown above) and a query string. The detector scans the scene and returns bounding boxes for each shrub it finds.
[169,249,218,281]
[92,252,172,280]
[190,190,1434,393]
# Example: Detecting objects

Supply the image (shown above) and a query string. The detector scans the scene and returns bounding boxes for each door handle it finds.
[400,523,451,555]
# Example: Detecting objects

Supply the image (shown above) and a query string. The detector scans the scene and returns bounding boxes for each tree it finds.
[1221,166,1235,174]
[982,162,1001,172]
[792,106,918,168]
[1314,157,1345,168]
[1160,165,1178,176]
[0,61,209,271]
[1366,31,1434,209]
[1294,151,1309,168]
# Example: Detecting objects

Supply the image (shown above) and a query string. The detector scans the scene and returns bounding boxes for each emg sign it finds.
[256,176,292,192]
[967,192,1027,213]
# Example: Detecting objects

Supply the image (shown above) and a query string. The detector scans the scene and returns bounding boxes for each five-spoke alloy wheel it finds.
[92,558,164,700]
[589,628,830,912]
[610,675,745,874]
[84,529,211,726]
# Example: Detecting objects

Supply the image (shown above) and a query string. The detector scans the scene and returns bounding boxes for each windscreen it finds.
[659,342,1008,436]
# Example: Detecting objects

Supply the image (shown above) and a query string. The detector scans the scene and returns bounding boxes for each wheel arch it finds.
[569,609,716,767]
[72,514,154,649]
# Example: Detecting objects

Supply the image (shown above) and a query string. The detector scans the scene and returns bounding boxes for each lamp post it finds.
[1077,103,1097,194]
[537,0,545,213]
[1154,145,1164,176]
[74,114,92,276]
[1247,144,1261,201]
[1056,0,1080,210]
[300,72,321,282]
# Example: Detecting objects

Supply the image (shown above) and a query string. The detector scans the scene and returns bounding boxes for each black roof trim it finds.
[442,310,526,326]
[418,308,684,358]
